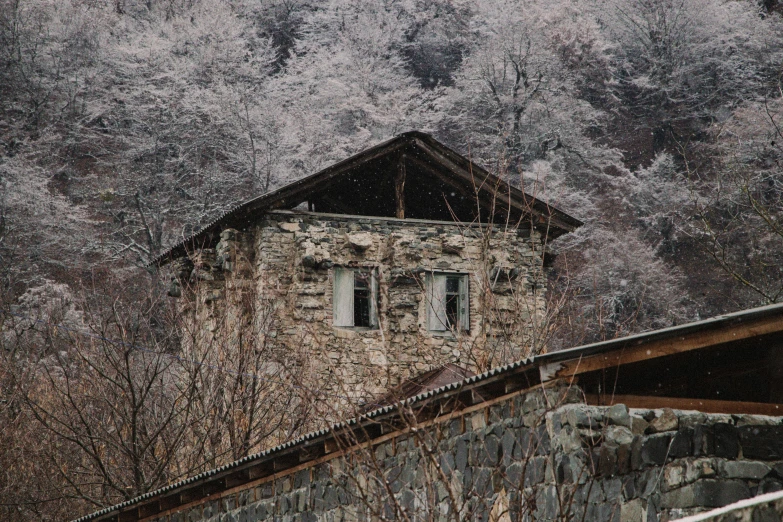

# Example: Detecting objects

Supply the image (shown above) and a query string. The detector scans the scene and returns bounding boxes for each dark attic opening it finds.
[302,144,508,223]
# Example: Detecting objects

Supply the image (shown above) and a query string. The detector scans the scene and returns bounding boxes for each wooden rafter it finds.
[585,394,783,416]
[404,155,480,203]
[412,137,561,229]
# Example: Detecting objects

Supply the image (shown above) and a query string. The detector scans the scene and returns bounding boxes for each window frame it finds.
[333,267,379,329]
[426,272,470,333]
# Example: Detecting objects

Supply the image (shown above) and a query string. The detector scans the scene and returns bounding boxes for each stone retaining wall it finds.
[144,384,783,522]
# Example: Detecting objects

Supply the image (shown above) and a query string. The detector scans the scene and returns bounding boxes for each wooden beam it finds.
[539,313,783,382]
[395,154,406,219]
[412,139,513,206]
[248,141,408,214]
[413,137,577,233]
[585,394,783,416]
[405,153,527,228]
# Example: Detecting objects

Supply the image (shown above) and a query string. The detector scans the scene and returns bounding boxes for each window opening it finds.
[427,273,469,332]
[333,268,378,329]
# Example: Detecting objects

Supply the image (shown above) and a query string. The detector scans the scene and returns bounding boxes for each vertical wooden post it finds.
[395,154,406,219]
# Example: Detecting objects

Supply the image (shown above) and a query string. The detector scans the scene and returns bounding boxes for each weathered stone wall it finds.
[143,384,783,522]
[175,210,548,411]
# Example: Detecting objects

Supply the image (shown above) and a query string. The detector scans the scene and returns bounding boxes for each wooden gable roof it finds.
[151,131,582,266]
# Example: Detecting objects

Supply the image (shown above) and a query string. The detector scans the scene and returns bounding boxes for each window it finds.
[333,268,379,328]
[426,273,469,332]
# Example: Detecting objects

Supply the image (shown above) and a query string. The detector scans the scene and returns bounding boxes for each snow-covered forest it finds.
[2,0,783,518]
[3,0,783,337]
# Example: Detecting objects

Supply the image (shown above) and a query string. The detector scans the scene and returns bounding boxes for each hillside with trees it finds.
[2,0,783,519]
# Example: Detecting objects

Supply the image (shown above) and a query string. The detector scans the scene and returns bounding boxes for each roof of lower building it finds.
[74,302,783,522]
[360,363,475,412]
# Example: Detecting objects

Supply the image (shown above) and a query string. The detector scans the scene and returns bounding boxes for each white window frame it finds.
[426,272,469,333]
[333,267,379,329]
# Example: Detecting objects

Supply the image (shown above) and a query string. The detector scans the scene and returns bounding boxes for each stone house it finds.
[74,302,783,522]
[156,132,581,407]
[71,133,783,522]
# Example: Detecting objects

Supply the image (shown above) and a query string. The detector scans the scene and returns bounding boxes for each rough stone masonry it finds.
[142,383,783,522]
[172,210,549,411]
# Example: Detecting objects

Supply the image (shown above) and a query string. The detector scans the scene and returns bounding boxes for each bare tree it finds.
[176,264,315,469]
[0,268,316,520]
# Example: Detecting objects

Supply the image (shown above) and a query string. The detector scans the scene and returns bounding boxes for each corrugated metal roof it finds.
[73,302,783,522]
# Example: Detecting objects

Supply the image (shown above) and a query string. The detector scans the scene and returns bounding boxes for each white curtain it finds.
[333,267,354,327]
[427,273,448,331]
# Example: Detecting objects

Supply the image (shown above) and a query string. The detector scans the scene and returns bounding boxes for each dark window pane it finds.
[445,276,461,329]
[446,294,459,329]
[354,271,371,327]
[354,292,370,327]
